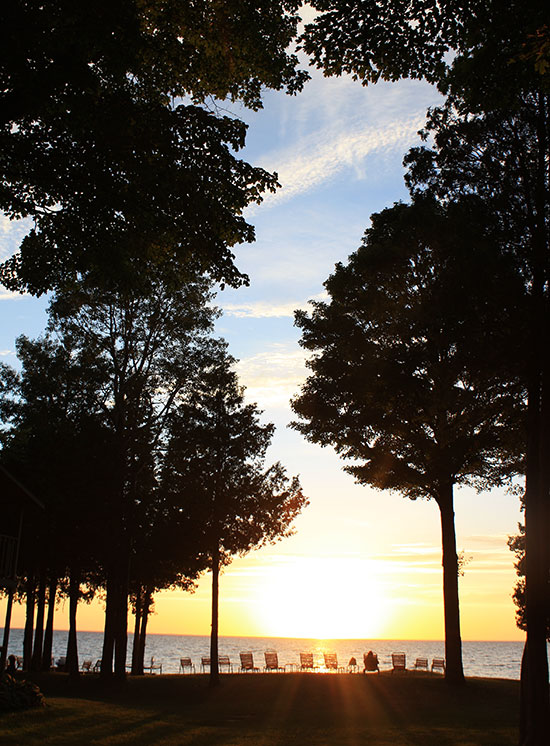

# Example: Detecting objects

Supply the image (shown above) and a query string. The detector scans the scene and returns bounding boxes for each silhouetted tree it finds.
[162,348,308,686]
[0,334,113,676]
[48,273,217,678]
[292,198,524,685]
[404,91,549,739]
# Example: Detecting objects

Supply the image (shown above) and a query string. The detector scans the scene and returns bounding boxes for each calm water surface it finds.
[4,629,545,680]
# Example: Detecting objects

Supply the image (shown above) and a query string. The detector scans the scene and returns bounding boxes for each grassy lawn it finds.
[0,672,519,745]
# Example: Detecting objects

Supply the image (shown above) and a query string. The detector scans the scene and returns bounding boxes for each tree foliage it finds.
[292,199,523,493]
[0,1,308,292]
[163,347,307,684]
[302,1,548,103]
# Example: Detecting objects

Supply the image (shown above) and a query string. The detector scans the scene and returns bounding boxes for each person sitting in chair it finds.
[6,655,17,674]
[363,650,379,673]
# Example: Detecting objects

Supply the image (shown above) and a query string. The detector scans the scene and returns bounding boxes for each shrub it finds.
[0,674,45,712]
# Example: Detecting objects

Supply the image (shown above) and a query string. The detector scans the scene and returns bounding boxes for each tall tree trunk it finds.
[22,574,36,671]
[436,483,465,685]
[209,545,220,687]
[101,466,127,679]
[31,570,46,671]
[521,323,550,744]
[101,568,116,678]
[520,92,550,745]
[113,541,130,679]
[137,588,151,675]
[66,566,80,679]
[1,586,15,673]
[42,574,57,670]
[131,588,142,675]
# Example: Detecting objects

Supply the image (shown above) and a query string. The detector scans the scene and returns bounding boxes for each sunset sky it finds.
[1,50,524,642]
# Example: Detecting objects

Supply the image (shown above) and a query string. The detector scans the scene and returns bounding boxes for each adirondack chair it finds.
[264,650,285,672]
[300,652,316,671]
[431,657,446,674]
[324,652,344,672]
[239,652,260,672]
[413,657,429,671]
[147,656,162,674]
[219,655,233,673]
[179,657,195,674]
[391,652,407,673]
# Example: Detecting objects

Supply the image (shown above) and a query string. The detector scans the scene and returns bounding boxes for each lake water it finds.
[4,629,545,680]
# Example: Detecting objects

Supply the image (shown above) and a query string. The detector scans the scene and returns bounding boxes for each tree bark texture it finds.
[436,483,465,685]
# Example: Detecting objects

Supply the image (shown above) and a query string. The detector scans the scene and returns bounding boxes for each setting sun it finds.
[255,557,391,639]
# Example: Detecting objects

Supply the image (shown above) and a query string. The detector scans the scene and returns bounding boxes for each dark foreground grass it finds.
[0,671,519,745]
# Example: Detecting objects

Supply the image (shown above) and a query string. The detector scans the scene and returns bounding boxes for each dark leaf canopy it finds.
[292,198,524,502]
[0,104,278,293]
[0,1,308,293]
[0,1,308,116]
[404,92,548,294]
[302,1,549,103]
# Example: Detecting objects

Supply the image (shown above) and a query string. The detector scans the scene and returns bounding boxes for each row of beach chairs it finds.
[391,652,446,674]
[80,657,162,674]
[179,651,446,675]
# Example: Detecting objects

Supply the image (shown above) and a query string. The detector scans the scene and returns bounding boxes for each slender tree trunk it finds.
[113,541,130,679]
[209,545,220,687]
[66,566,80,679]
[1,586,15,673]
[42,574,57,670]
[22,574,36,671]
[101,568,116,678]
[436,483,465,686]
[137,589,151,675]
[101,466,127,679]
[31,571,46,671]
[131,588,142,675]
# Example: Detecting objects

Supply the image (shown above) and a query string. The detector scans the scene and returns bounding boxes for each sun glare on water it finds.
[256,557,390,640]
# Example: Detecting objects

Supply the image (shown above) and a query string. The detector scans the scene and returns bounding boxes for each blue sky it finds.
[1,60,525,641]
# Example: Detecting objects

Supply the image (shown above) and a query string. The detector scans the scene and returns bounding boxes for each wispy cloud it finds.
[255,114,426,210]
[0,288,23,301]
[223,300,301,318]
[222,292,327,319]
[0,349,15,357]
[463,534,512,548]
[236,344,307,407]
